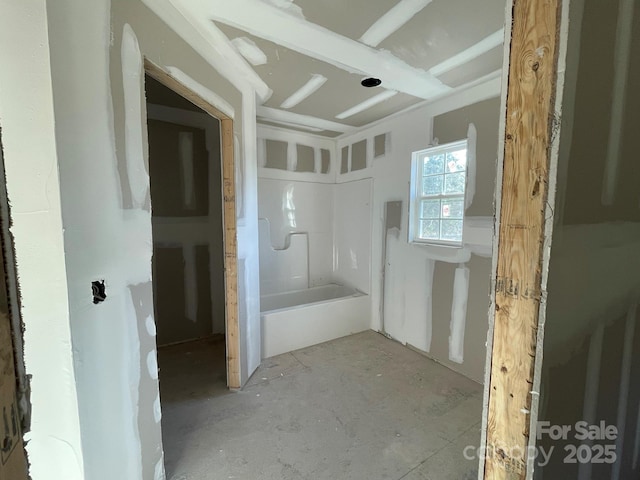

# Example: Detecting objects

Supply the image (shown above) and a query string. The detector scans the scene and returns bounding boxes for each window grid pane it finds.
[422,175,443,196]
[412,141,467,245]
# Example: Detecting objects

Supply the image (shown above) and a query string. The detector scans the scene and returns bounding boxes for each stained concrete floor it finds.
[158,331,482,480]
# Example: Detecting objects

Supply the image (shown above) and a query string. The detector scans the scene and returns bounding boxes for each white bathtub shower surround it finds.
[261,284,369,357]
[258,178,334,287]
[258,218,309,294]
[333,179,373,295]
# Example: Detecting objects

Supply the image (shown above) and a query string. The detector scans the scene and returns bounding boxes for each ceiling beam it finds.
[177,0,451,100]
[359,0,434,47]
[258,106,355,133]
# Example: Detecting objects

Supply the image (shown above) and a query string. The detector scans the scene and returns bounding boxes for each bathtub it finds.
[260,284,370,358]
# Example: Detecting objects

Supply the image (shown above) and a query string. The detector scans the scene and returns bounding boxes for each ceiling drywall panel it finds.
[378,0,505,70]
[291,0,400,41]
[217,23,422,127]
[437,46,504,88]
[176,0,509,131]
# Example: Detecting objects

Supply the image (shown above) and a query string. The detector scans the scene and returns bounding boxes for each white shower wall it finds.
[333,179,372,294]
[257,123,373,295]
[257,177,372,294]
[258,179,335,289]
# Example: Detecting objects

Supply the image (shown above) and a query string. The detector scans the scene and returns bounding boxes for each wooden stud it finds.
[221,118,240,389]
[143,59,241,389]
[484,0,562,478]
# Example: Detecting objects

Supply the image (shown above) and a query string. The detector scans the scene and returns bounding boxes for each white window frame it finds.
[408,139,468,247]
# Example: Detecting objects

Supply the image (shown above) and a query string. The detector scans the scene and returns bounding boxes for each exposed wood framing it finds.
[220,118,240,389]
[484,0,562,478]
[144,59,241,389]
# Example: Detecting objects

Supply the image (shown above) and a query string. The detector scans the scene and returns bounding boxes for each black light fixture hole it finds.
[361,77,382,88]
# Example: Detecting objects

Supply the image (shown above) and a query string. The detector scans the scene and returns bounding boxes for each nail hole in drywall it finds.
[92,280,107,304]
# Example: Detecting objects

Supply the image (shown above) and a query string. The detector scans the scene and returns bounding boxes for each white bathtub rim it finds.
[260,282,365,312]
[260,290,366,315]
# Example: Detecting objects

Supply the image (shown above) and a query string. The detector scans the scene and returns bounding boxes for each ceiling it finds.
[173,0,506,137]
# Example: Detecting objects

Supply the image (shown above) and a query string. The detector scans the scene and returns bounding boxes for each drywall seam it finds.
[122,24,150,209]
[336,90,399,120]
[258,106,355,133]
[124,290,144,480]
[601,0,635,206]
[196,0,450,99]
[258,138,267,168]
[280,74,327,109]
[425,259,435,352]
[141,0,271,101]
[257,124,336,148]
[313,147,321,173]
[164,67,235,119]
[577,323,604,480]
[287,141,296,171]
[183,243,198,323]
[258,168,335,184]
[359,0,434,47]
[466,123,477,209]
[429,29,505,77]
[178,131,196,209]
[234,132,245,225]
[449,265,470,364]
[231,36,268,66]
[366,136,374,169]
[612,304,637,480]
[260,119,325,133]
[478,0,513,476]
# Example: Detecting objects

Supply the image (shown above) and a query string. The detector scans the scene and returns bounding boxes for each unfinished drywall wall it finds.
[432,98,500,218]
[0,1,85,478]
[535,0,640,476]
[40,0,261,478]
[335,83,500,383]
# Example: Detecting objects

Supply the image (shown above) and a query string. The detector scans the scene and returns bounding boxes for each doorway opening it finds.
[143,62,240,472]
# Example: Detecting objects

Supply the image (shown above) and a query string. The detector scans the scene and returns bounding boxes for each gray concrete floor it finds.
[158,331,482,480]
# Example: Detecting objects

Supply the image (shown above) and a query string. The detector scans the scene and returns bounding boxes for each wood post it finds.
[484,0,563,478]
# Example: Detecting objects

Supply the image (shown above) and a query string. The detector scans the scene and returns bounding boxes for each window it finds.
[409,140,468,246]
